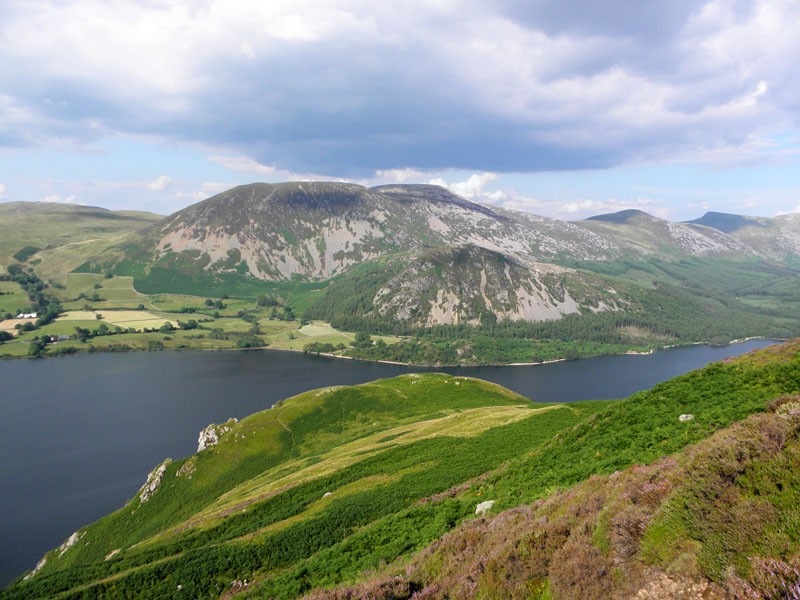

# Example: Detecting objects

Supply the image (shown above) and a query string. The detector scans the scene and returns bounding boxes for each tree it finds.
[28,338,46,357]
[257,294,278,307]
[104,271,113,279]
[352,331,373,349]
[0,331,12,343]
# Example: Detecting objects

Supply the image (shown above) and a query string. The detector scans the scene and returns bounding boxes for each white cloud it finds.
[374,168,430,183]
[479,186,672,220]
[42,193,78,204]
[207,155,277,176]
[171,181,236,202]
[148,175,172,191]
[428,173,498,199]
[0,183,6,200]
[775,204,800,216]
[735,199,759,211]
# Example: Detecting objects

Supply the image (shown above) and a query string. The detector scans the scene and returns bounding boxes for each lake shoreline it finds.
[0,335,785,367]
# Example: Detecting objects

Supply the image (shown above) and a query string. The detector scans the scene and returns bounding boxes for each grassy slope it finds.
[247,340,800,600]
[0,202,162,280]
[5,341,800,599]
[305,346,800,600]
[4,374,573,598]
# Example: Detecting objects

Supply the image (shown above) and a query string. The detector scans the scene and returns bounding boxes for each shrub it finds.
[548,537,613,600]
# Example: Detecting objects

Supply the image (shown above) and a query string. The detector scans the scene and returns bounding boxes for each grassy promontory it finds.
[5,340,800,599]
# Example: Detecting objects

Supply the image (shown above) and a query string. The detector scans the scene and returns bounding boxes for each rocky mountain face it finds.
[372,245,623,326]
[579,209,752,257]
[78,182,800,325]
[149,182,624,282]
[689,211,800,261]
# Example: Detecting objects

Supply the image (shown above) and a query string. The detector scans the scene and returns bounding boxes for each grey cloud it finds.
[0,0,797,175]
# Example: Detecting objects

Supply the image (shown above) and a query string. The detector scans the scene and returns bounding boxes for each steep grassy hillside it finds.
[5,340,800,599]
[316,398,800,600]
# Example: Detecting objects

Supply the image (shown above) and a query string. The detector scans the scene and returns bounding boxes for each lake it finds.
[0,339,777,585]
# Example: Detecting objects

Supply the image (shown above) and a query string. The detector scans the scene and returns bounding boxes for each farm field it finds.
[0,281,29,314]
[56,310,178,331]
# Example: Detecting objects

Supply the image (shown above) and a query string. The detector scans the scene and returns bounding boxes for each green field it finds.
[0,281,29,314]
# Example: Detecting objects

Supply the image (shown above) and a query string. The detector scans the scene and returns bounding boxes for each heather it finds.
[300,407,800,600]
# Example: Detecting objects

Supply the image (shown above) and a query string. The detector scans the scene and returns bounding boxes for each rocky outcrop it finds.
[139,459,172,503]
[197,418,238,452]
[23,530,84,580]
[57,531,84,557]
[22,557,46,581]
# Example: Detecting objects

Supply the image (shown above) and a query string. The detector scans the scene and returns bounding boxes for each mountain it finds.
[585,208,800,263]
[309,244,624,327]
[79,184,800,285]
[707,211,800,262]
[85,182,625,284]
[6,339,800,599]
[684,210,767,233]
[579,209,751,257]
[5,185,800,355]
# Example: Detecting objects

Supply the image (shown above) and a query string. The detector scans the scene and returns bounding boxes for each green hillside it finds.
[5,340,800,599]
[0,202,162,280]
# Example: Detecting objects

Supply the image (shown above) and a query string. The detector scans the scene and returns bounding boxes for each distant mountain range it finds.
[2,183,799,340]
[50,182,795,328]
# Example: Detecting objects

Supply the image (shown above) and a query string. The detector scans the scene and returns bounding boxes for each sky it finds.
[1,0,800,220]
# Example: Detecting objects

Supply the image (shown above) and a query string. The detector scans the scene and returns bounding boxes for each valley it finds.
[2,183,800,365]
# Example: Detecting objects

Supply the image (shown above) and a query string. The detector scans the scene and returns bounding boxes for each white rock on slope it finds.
[197,418,238,452]
[139,459,172,503]
[57,531,84,557]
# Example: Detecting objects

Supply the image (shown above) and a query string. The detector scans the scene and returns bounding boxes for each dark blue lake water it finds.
[0,339,777,585]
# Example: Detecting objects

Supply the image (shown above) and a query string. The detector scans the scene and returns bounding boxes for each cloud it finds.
[776,204,800,216]
[207,156,277,177]
[736,199,759,210]
[171,181,236,202]
[0,183,6,200]
[42,194,77,203]
[481,187,672,220]
[1,1,800,175]
[148,175,172,191]
[374,168,430,183]
[429,173,498,199]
